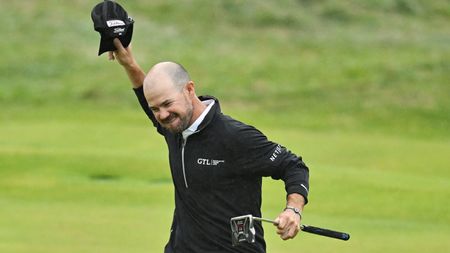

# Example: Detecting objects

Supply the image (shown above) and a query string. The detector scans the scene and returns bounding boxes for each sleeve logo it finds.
[270,145,283,162]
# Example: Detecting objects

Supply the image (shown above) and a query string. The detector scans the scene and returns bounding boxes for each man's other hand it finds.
[274,209,301,240]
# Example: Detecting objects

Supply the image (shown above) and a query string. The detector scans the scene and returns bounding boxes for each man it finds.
[108,38,309,252]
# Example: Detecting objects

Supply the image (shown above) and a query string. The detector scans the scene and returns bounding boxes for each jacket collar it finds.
[196,95,220,132]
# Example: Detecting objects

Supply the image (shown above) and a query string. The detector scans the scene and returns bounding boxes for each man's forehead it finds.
[144,77,177,97]
[146,88,180,107]
[145,73,174,90]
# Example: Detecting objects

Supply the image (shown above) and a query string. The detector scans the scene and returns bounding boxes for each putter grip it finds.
[301,225,350,241]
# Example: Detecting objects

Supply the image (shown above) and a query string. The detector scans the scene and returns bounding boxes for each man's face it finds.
[146,83,193,134]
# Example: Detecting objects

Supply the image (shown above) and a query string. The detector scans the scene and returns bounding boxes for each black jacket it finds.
[134,87,309,253]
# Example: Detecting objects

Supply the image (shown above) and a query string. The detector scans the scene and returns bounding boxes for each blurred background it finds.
[0,0,449,252]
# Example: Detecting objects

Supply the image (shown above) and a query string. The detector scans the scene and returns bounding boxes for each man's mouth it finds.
[162,114,177,125]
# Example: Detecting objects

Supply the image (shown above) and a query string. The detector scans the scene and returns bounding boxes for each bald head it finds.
[144,61,190,94]
[140,62,206,133]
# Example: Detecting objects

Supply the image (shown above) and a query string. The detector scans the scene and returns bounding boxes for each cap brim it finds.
[97,24,133,56]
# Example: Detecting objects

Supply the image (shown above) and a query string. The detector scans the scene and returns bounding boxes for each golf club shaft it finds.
[253,217,278,224]
[253,217,350,241]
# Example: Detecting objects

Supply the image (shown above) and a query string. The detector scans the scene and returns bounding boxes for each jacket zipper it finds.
[181,137,189,188]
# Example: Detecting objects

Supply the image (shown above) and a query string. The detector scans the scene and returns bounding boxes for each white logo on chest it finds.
[197,158,225,166]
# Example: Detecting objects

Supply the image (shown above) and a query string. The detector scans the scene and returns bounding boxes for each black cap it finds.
[91,0,134,56]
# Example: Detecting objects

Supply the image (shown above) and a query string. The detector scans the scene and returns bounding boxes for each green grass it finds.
[1,0,449,252]
[1,0,449,137]
[1,104,449,253]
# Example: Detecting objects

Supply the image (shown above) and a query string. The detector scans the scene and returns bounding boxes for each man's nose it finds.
[158,109,170,120]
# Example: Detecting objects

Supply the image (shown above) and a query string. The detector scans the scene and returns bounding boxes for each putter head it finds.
[230,214,256,246]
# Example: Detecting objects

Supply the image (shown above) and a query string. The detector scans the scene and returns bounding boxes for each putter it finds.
[230,214,350,246]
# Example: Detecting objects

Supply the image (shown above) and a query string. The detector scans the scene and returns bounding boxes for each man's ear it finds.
[185,81,196,95]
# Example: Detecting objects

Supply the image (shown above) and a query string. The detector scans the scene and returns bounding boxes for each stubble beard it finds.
[165,104,193,134]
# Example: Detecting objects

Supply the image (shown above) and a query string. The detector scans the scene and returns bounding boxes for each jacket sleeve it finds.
[235,124,310,204]
[133,86,166,135]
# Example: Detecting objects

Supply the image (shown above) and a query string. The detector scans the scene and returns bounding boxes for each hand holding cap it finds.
[91,0,134,56]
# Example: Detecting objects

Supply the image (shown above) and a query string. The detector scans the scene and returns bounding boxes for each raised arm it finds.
[107,39,163,133]
[109,38,145,88]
